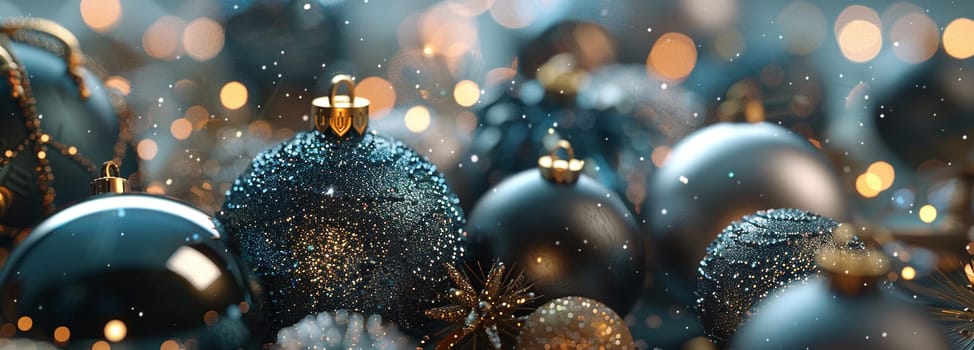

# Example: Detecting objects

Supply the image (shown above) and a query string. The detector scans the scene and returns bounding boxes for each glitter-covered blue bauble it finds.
[218,94,466,337]
[695,208,863,345]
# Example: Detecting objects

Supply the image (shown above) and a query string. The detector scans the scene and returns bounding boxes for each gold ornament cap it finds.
[538,140,584,184]
[312,75,369,137]
[90,161,127,195]
[816,248,889,296]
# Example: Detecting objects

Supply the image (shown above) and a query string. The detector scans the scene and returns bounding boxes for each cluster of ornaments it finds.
[2,13,969,350]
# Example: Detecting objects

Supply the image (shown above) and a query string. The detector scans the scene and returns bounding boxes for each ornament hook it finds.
[816,248,888,296]
[538,140,584,184]
[1,17,89,99]
[90,161,128,195]
[312,75,370,137]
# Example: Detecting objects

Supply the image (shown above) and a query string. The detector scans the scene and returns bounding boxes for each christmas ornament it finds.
[458,92,657,211]
[0,163,255,349]
[465,140,644,315]
[277,310,414,350]
[644,122,846,299]
[0,18,136,248]
[516,296,634,350]
[218,75,466,337]
[695,208,864,344]
[712,59,828,140]
[732,249,948,350]
[906,257,974,349]
[425,261,537,349]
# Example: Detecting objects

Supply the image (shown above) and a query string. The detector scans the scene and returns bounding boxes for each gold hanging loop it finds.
[538,140,585,184]
[1,17,89,99]
[312,75,370,137]
[90,161,128,195]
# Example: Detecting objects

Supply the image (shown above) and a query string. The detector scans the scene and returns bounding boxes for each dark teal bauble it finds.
[0,27,137,242]
[644,122,846,301]
[0,193,256,349]
[695,208,863,345]
[732,251,948,350]
[465,165,645,315]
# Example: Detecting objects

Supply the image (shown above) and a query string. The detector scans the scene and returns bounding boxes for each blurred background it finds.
[4,0,974,347]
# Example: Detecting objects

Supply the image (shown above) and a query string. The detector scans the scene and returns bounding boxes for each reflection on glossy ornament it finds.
[465,141,644,315]
[732,249,948,350]
[645,122,846,299]
[219,76,466,337]
[516,296,634,350]
[695,208,863,344]
[0,163,254,349]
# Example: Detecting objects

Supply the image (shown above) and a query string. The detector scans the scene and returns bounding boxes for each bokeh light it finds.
[681,0,736,31]
[171,118,193,140]
[183,17,225,61]
[103,320,126,342]
[80,0,121,33]
[866,161,895,190]
[91,341,110,350]
[777,2,826,55]
[453,80,480,107]
[354,76,396,119]
[445,0,495,17]
[855,173,879,198]
[944,18,974,59]
[16,316,31,332]
[836,5,882,63]
[421,3,478,58]
[53,326,70,343]
[137,139,158,161]
[220,81,248,110]
[648,32,698,81]
[490,0,538,28]
[890,12,939,63]
[160,340,180,350]
[404,106,431,133]
[901,266,916,280]
[142,16,185,60]
[103,76,131,96]
[919,204,937,223]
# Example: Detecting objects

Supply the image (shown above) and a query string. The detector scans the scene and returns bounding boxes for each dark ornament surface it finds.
[465,170,644,315]
[219,131,466,337]
[0,194,254,349]
[695,208,863,344]
[644,122,846,299]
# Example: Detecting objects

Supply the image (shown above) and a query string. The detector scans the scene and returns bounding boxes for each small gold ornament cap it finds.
[90,161,128,195]
[312,75,369,137]
[816,248,889,296]
[538,140,585,184]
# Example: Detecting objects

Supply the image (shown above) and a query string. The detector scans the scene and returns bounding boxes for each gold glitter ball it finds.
[517,297,634,350]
